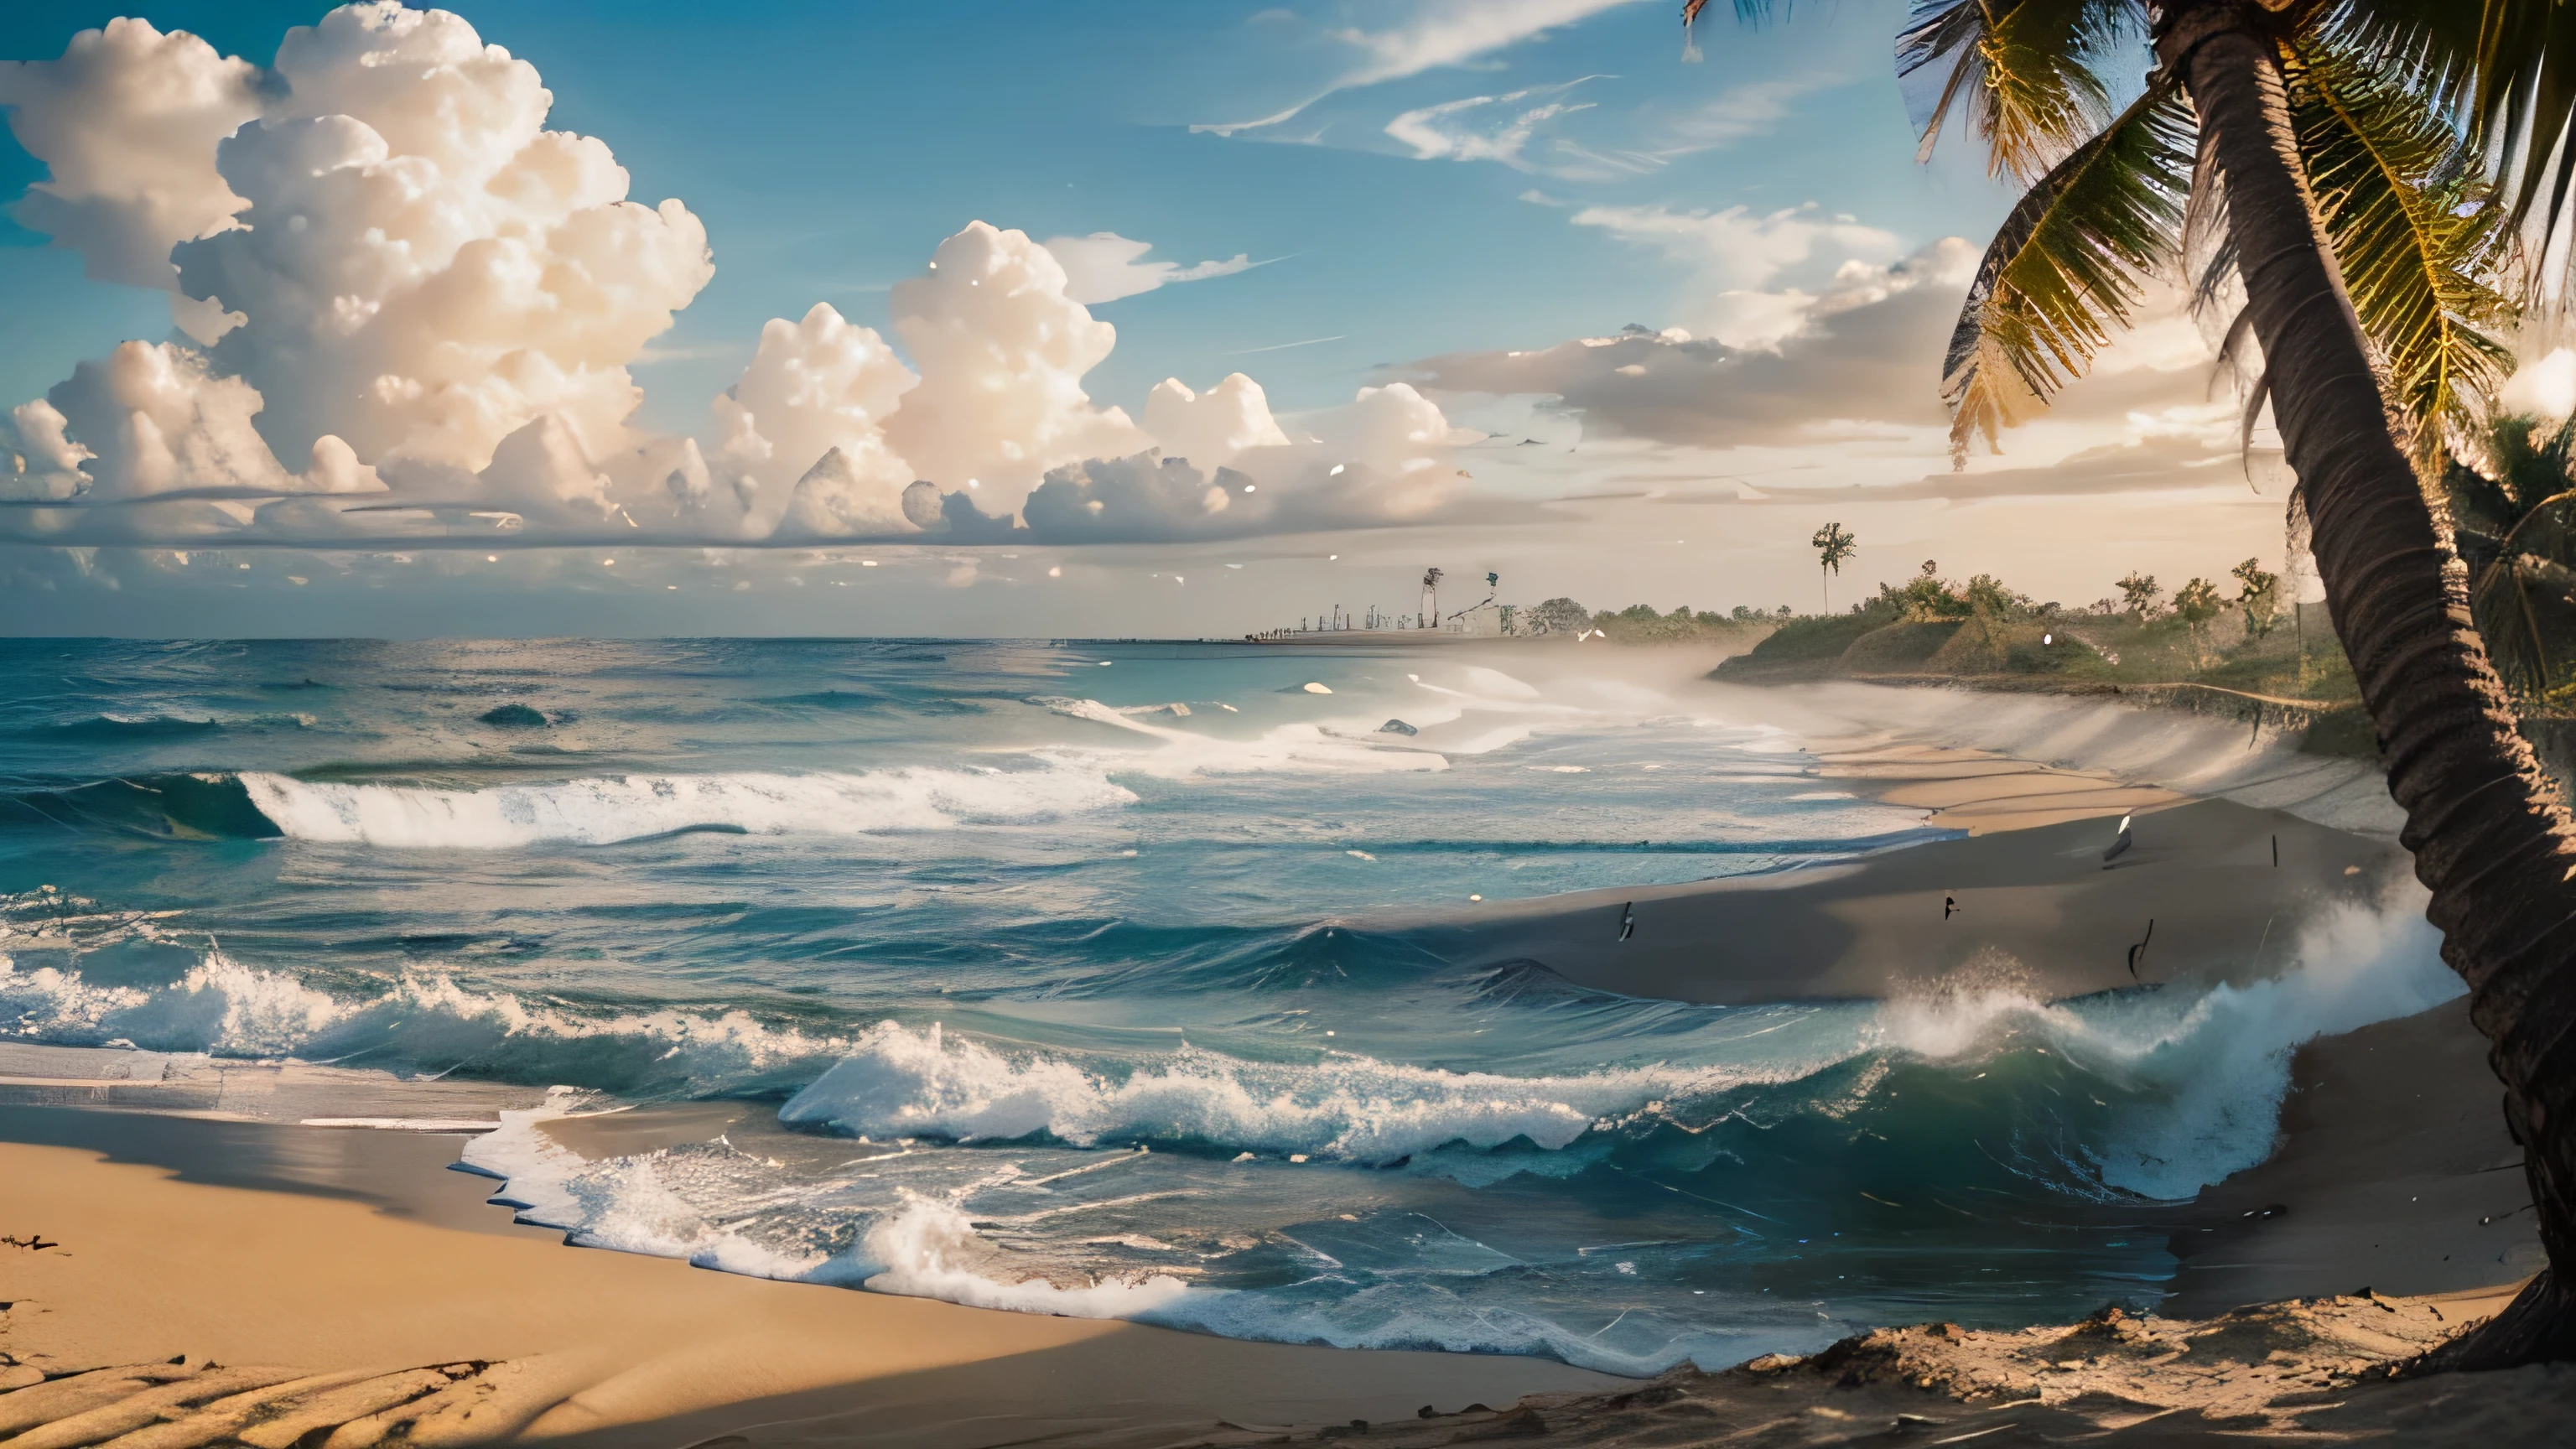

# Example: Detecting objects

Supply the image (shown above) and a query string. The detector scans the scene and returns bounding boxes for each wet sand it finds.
[1367,796,2400,1005]
[0,1112,1613,1446]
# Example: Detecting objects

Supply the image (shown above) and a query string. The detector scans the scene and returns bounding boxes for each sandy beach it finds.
[0,1114,1614,1446]
[3,688,2556,1446]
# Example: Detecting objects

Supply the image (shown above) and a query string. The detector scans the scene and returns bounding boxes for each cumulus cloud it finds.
[1041,233,1260,304]
[1140,373,1291,470]
[0,4,1483,553]
[713,302,917,533]
[174,3,714,471]
[0,2,712,543]
[0,19,262,293]
[880,221,1151,512]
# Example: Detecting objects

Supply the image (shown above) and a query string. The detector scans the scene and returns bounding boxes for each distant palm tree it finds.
[1693,0,2576,1364]
[1810,521,1857,612]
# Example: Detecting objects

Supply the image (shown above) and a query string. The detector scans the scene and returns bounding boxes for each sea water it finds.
[0,637,2459,1374]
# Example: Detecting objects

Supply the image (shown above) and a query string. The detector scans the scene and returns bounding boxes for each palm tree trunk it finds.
[2158,3,2576,1365]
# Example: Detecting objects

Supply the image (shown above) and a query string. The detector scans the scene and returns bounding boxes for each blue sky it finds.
[0,2,2292,636]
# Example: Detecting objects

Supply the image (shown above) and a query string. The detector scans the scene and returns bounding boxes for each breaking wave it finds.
[236,764,1136,848]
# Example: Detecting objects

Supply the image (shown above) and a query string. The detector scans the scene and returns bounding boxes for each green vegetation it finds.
[1710,558,2357,701]
[1522,599,1777,645]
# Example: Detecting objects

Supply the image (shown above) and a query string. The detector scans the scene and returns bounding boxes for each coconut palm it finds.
[1689,0,2576,1363]
[2444,414,2576,699]
[1811,521,1857,610]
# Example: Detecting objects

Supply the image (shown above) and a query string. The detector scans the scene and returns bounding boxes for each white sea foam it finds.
[779,884,2455,1192]
[467,1107,834,1280]
[382,974,852,1067]
[0,948,335,1057]
[238,763,1136,849]
[860,1196,1192,1317]
[778,1021,1836,1162]
[1863,885,2459,1198]
[1031,697,1449,776]
[2,937,853,1072]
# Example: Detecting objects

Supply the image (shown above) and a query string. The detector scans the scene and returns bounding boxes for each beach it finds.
[0,664,2552,1445]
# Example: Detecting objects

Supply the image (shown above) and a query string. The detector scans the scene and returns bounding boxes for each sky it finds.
[0,0,2302,638]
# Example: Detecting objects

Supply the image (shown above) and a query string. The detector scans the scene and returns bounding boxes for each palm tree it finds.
[1811,521,1857,611]
[1695,0,2576,1364]
[2444,414,2576,699]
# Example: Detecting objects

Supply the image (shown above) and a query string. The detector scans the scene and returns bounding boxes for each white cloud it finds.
[1140,373,1291,470]
[0,18,262,291]
[1015,382,1478,543]
[177,3,715,472]
[881,221,1150,512]
[1384,81,1598,171]
[777,444,915,539]
[0,6,1488,553]
[1567,200,1909,348]
[712,301,917,533]
[1040,233,1260,304]
[2,1,714,531]
[1380,73,1834,180]
[2501,347,2576,420]
[1335,0,1644,89]
[1197,0,1649,137]
[1404,240,1976,447]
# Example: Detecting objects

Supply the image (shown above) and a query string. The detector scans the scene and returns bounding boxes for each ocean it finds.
[0,637,2459,1374]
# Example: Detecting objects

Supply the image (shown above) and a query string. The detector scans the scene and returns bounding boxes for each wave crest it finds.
[777,1021,1827,1162]
[239,764,1136,848]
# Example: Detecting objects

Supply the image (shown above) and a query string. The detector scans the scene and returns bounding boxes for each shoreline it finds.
[4,683,2547,1445]
[0,1073,2547,1446]
[0,1116,1618,1445]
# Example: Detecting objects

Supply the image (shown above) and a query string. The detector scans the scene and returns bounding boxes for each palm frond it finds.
[1943,82,2194,465]
[2470,493,2576,696]
[2341,0,2576,263]
[1895,0,2138,182]
[2443,414,2576,695]
[2285,33,2516,475]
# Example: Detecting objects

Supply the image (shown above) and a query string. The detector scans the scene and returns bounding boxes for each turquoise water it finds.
[0,638,2455,1373]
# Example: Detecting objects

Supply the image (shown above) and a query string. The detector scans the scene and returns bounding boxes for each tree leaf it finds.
[2285,31,2516,475]
[1896,0,2139,181]
[2344,0,2576,280]
[1943,81,2194,465]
